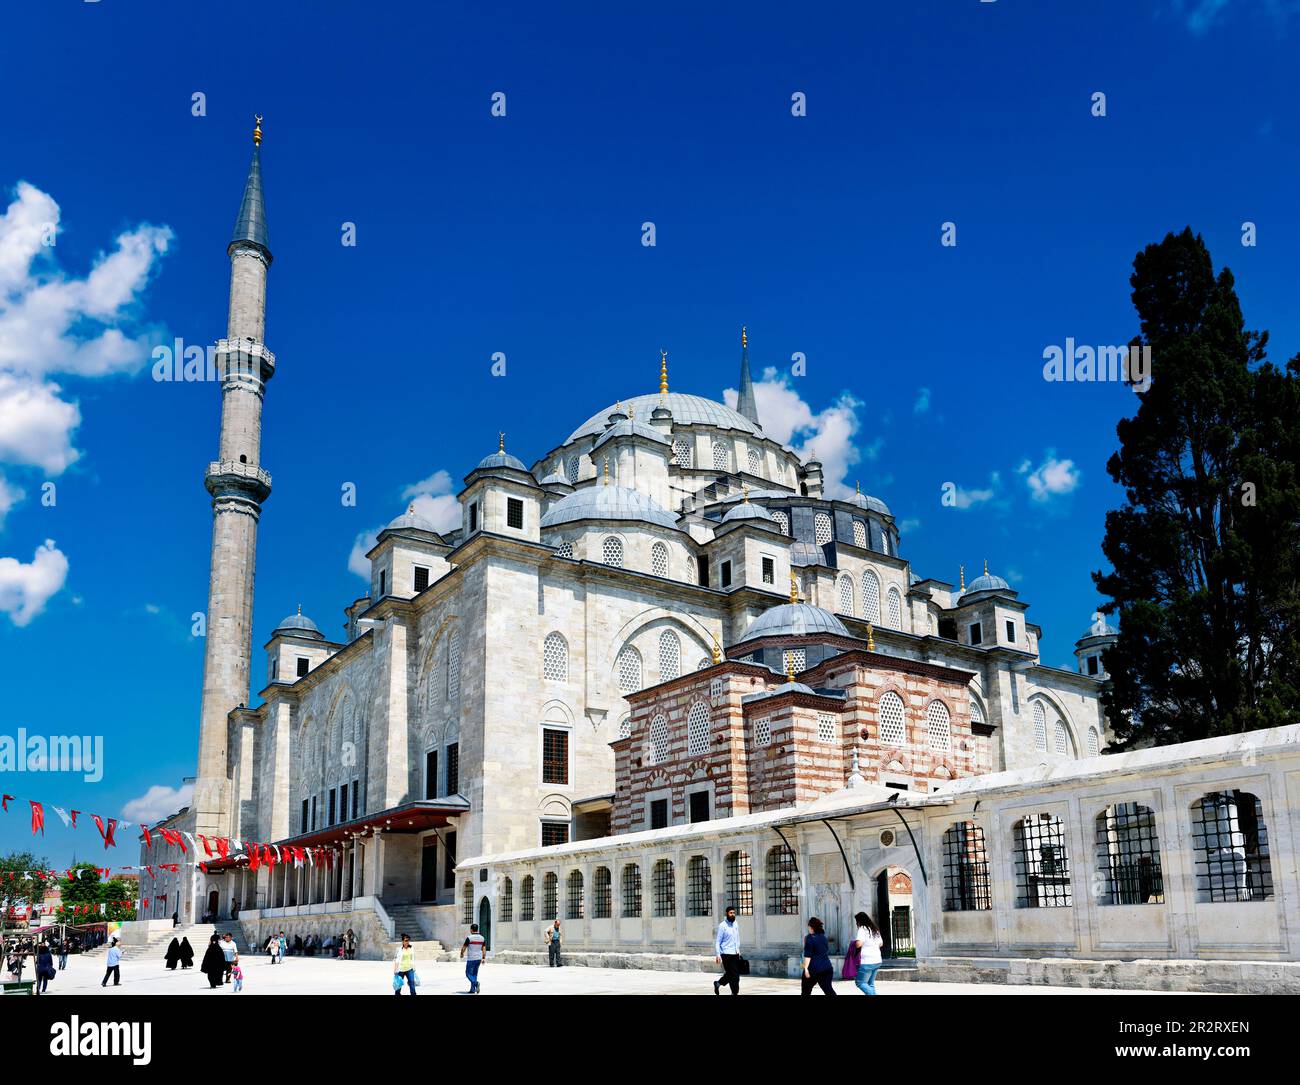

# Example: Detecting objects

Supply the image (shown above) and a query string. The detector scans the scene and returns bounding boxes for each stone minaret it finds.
[193,118,275,837]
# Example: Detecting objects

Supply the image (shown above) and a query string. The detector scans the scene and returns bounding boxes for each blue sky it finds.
[1,0,1298,866]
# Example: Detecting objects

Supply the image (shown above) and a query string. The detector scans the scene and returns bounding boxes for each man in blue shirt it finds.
[713,906,742,995]
[102,938,123,987]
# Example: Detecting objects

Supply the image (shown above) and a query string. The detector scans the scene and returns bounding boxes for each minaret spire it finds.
[735,325,760,427]
[230,115,271,263]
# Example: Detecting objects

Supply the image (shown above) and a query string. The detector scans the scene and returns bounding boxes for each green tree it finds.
[57,862,137,923]
[1095,227,1300,745]
[0,851,51,937]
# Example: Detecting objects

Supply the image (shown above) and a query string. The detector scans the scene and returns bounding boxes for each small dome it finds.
[1079,614,1118,641]
[539,483,680,531]
[790,541,825,567]
[567,393,762,443]
[963,568,1011,597]
[274,609,324,641]
[475,449,528,473]
[739,602,850,644]
[722,501,775,525]
[538,468,571,488]
[385,505,439,534]
[850,487,892,516]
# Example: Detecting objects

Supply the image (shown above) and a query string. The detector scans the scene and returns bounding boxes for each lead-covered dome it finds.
[274,608,324,641]
[963,569,1011,597]
[738,602,850,644]
[567,393,761,443]
[540,484,681,531]
[385,505,439,534]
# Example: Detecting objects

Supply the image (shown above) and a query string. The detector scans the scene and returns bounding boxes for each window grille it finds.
[941,821,991,911]
[765,846,799,915]
[687,702,710,756]
[838,577,854,615]
[672,439,693,468]
[1054,720,1075,757]
[500,877,513,921]
[853,521,867,548]
[507,497,524,529]
[446,742,459,794]
[807,712,832,744]
[762,555,775,583]
[520,875,534,921]
[887,587,902,630]
[748,448,761,474]
[710,677,724,704]
[541,821,568,847]
[621,864,642,917]
[462,880,473,924]
[783,647,806,673]
[447,631,461,702]
[592,867,612,918]
[651,542,669,578]
[566,456,579,483]
[543,632,567,681]
[658,630,680,680]
[652,859,676,917]
[878,691,905,745]
[1013,813,1072,908]
[687,855,712,916]
[969,699,984,726]
[753,716,772,748]
[602,536,624,567]
[1191,791,1273,902]
[861,568,881,623]
[1033,702,1047,751]
[542,728,569,785]
[696,657,711,671]
[724,850,753,915]
[1086,727,1100,757]
[712,441,729,470]
[772,510,789,535]
[413,565,430,592]
[617,646,642,694]
[555,540,573,559]
[814,512,833,545]
[1096,803,1164,905]
[926,700,951,751]
[648,714,669,764]
[617,716,631,739]
[566,869,584,919]
[542,872,558,919]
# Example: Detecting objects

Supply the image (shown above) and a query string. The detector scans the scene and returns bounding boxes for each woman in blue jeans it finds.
[852,911,884,994]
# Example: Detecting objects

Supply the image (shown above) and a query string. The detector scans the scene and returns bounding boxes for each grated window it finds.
[879,691,905,745]
[687,702,710,756]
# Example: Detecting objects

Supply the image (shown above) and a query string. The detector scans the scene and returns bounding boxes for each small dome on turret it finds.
[962,561,1011,598]
[274,606,324,641]
[385,504,439,534]
[474,433,528,473]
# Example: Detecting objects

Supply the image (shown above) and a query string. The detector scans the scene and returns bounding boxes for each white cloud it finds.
[0,473,23,529]
[0,538,68,626]
[121,782,194,825]
[348,529,379,579]
[898,517,921,534]
[0,371,81,474]
[400,468,462,533]
[1021,454,1081,502]
[913,387,931,414]
[724,368,868,500]
[952,484,997,510]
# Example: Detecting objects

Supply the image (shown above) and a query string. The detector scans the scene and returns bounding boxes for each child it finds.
[231,960,244,992]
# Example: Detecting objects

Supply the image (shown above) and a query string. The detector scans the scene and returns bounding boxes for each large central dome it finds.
[567,393,762,444]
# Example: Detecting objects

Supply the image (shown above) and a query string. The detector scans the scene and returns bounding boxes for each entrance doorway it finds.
[206,889,219,920]
[874,867,915,958]
[420,838,439,902]
[478,897,491,951]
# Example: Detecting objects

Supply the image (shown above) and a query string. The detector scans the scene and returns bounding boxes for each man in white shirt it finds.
[713,906,742,995]
[460,923,486,994]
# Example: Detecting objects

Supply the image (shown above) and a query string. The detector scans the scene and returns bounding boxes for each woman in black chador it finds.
[200,934,225,989]
[164,937,181,970]
[179,936,194,969]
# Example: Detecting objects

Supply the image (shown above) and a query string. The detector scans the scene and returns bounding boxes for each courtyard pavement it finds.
[35,949,1189,996]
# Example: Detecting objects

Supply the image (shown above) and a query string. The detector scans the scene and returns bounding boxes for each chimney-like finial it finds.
[253,114,263,147]
[742,483,750,503]
[659,349,669,394]
[960,564,966,592]
[789,570,799,605]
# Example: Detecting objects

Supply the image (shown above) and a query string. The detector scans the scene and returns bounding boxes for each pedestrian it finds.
[850,911,884,995]
[800,917,836,996]
[179,936,195,969]
[220,932,238,983]
[231,959,244,993]
[278,931,287,962]
[200,935,225,989]
[545,918,563,967]
[172,909,179,928]
[460,923,486,993]
[712,905,743,995]
[102,937,123,988]
[392,934,417,995]
[58,938,69,971]
[35,942,55,995]
[165,937,181,970]
[344,928,356,960]
[230,896,239,920]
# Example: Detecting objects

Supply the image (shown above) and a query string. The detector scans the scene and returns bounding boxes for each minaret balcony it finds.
[216,338,276,384]
[206,459,272,502]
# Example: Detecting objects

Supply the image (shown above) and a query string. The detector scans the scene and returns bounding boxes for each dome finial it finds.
[742,483,750,503]
[253,114,263,147]
[856,480,861,495]
[789,570,799,605]
[659,349,669,394]
[603,458,610,485]
[983,557,989,577]
[408,503,415,514]
[296,603,301,616]
[711,635,722,665]
[741,325,747,349]
[786,655,796,683]
[959,564,966,592]
[866,622,875,652]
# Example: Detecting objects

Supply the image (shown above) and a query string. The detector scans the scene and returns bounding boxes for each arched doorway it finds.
[206,889,219,921]
[874,867,914,959]
[478,897,492,951]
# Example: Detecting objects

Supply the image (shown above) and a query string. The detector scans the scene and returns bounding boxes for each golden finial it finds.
[856,480,862,495]
[498,431,505,453]
[603,458,610,485]
[959,564,966,592]
[711,635,722,665]
[983,558,989,577]
[659,349,669,394]
[742,483,750,503]
[408,503,415,514]
[741,326,748,349]
[296,603,301,616]
[789,570,799,605]
[253,115,263,147]
[786,655,796,683]
[867,623,875,652]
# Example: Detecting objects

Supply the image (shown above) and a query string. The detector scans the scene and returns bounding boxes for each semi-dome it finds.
[567,393,762,444]
[274,607,324,641]
[538,468,571,487]
[790,541,825,567]
[385,504,439,534]
[540,483,681,531]
[738,602,850,644]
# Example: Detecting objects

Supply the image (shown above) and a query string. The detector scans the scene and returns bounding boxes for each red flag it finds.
[215,838,229,861]
[1,794,12,811]
[141,825,152,848]
[199,863,208,874]
[69,810,79,828]
[199,835,213,858]
[30,801,44,836]
[142,898,149,908]
[93,814,118,848]
[145,865,154,878]
[248,847,260,872]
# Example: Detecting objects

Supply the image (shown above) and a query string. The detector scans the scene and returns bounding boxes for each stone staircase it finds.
[382,902,455,962]
[82,921,218,960]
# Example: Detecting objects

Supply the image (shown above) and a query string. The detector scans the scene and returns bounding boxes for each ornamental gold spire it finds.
[741,325,748,349]
[786,655,796,683]
[983,558,989,576]
[711,635,722,665]
[742,483,750,503]
[659,349,669,394]
[603,458,610,485]
[789,570,799,604]
[253,114,263,146]
[499,431,505,453]
[960,564,966,592]
[867,622,875,651]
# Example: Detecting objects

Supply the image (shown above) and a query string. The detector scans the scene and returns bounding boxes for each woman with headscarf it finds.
[179,937,195,969]
[164,937,182,970]
[200,934,226,989]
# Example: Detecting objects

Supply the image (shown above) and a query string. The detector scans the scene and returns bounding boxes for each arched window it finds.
[520,875,535,921]
[652,859,676,917]
[648,713,669,765]
[747,448,761,474]
[566,455,579,483]
[969,698,984,727]
[500,877,513,921]
[1054,719,1076,757]
[687,702,710,756]
[724,850,754,915]
[617,715,631,739]
[565,869,584,919]
[1191,791,1272,902]
[672,439,693,468]
[926,700,951,751]
[941,821,991,911]
[771,510,789,535]
[712,440,730,470]
[617,645,642,694]
[765,846,799,915]
[1096,803,1163,905]
[543,632,568,682]
[651,541,669,578]
[1086,727,1100,757]
[542,872,558,920]
[860,568,881,623]
[1013,814,1072,908]
[687,855,712,916]
[602,536,624,567]
[658,629,680,680]
[852,520,867,549]
[814,512,833,545]
[621,863,642,918]
[555,541,573,559]
[1032,702,1047,751]
[878,691,906,745]
[447,630,462,703]
[882,531,891,556]
[462,880,474,924]
[887,587,902,630]
[696,656,710,671]
[837,576,854,615]
[592,867,612,919]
